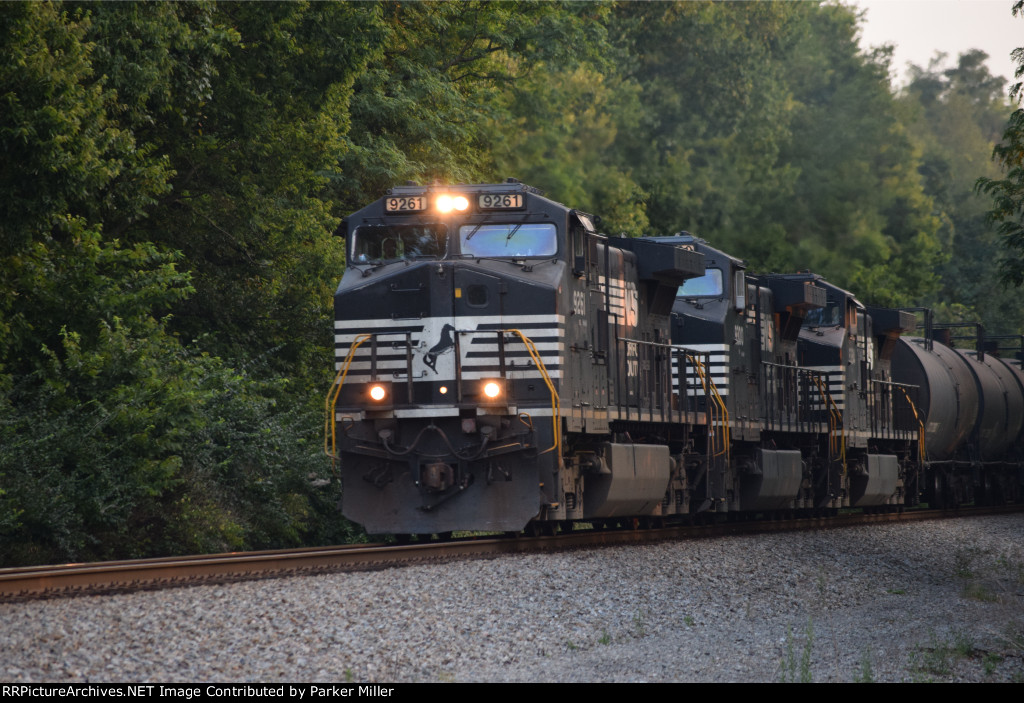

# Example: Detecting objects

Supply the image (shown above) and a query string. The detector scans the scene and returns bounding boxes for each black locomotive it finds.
[327,182,1023,535]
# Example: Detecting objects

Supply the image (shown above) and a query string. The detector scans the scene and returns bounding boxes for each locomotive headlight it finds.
[479,379,507,406]
[436,194,469,213]
[365,381,394,410]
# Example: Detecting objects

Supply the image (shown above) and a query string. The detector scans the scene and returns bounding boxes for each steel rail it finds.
[2,504,1020,603]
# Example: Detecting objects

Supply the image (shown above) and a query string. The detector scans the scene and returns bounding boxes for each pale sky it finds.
[850,0,1024,88]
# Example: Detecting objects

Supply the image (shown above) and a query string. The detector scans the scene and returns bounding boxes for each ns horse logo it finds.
[422,323,456,374]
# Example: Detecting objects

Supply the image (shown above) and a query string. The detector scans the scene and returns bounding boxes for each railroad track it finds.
[3,504,1020,603]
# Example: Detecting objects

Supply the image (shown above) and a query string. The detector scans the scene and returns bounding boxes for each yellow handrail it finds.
[324,333,373,463]
[810,373,846,473]
[503,329,561,459]
[685,353,730,462]
[897,386,926,462]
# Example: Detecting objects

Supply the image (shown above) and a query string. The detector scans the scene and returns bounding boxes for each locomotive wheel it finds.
[526,521,555,537]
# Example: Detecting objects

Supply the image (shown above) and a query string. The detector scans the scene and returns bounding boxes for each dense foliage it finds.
[977,1,1024,297]
[1,0,1019,565]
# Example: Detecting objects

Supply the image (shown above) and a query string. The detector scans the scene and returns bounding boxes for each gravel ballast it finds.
[2,514,1023,683]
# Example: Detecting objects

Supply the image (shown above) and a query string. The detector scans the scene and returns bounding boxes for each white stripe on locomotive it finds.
[670,343,730,397]
[805,365,845,411]
[334,314,564,383]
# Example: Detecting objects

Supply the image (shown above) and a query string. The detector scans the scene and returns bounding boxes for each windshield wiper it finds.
[463,214,495,243]
[349,259,388,277]
[504,221,525,243]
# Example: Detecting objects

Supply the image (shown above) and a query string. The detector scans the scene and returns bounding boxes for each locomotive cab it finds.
[331,181,579,534]
[640,235,752,432]
[768,274,869,442]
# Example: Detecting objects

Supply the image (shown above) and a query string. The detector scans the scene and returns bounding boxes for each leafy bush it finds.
[0,315,357,566]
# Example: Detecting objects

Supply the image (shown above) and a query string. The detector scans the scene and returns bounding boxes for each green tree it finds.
[581,1,944,306]
[977,1,1024,292]
[752,2,944,306]
[0,2,358,565]
[492,61,650,236]
[610,0,801,242]
[0,1,190,374]
[80,1,380,388]
[903,51,1017,332]
[335,1,608,210]
[0,1,197,562]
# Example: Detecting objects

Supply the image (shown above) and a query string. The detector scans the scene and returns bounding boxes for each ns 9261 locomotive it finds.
[326,182,1022,535]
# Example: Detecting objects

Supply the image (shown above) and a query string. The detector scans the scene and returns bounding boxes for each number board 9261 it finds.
[384,196,426,213]
[478,193,524,210]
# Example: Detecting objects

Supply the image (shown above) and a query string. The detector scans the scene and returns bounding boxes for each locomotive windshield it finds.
[802,304,841,328]
[350,224,448,263]
[459,223,557,258]
[677,268,723,298]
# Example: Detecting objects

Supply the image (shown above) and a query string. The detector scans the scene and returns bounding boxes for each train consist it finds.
[326,181,1023,535]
